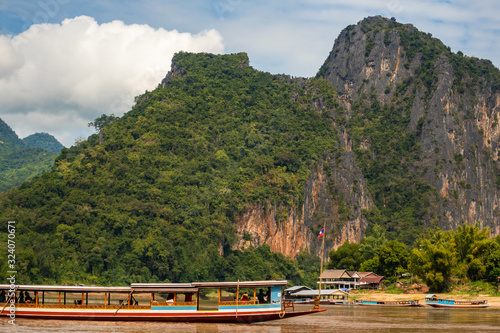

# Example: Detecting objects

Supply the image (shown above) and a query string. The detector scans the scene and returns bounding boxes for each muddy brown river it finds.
[2,304,499,332]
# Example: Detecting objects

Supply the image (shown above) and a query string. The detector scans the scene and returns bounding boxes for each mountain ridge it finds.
[0,117,64,191]
[0,16,499,286]
[0,52,343,284]
[317,15,500,240]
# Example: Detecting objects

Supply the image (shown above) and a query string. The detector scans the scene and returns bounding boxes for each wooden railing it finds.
[152,301,196,306]
[13,303,151,310]
[452,299,488,305]
[219,301,261,306]
[283,301,294,311]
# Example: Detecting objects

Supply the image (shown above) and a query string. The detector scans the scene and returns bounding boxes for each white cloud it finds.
[0,36,24,78]
[0,15,224,147]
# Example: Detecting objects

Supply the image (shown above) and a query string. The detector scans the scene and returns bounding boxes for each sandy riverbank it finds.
[348,290,500,308]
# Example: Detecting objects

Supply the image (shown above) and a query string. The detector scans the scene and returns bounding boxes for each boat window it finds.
[198,288,220,311]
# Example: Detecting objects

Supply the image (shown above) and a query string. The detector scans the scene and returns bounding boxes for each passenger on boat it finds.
[184,292,193,302]
[313,297,320,310]
[265,289,271,303]
[257,289,266,303]
[18,292,25,303]
[0,290,5,302]
[241,292,249,302]
[25,291,33,303]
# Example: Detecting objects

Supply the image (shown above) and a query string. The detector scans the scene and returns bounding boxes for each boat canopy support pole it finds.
[236,279,239,319]
[0,286,18,314]
[114,289,135,316]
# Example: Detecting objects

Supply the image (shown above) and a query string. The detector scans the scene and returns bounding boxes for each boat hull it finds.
[10,307,327,323]
[355,304,420,307]
[355,300,421,307]
[426,303,489,309]
[425,298,489,309]
[292,299,348,305]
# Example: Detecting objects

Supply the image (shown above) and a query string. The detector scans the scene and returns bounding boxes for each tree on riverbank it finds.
[409,228,455,291]
[329,223,500,292]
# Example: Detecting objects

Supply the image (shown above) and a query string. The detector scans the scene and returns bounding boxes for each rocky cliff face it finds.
[234,89,374,258]
[234,154,373,259]
[318,16,500,236]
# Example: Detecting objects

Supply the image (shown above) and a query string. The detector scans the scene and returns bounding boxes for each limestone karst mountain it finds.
[317,16,500,241]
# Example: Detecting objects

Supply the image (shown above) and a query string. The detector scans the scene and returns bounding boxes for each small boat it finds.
[322,299,349,305]
[354,299,421,307]
[291,298,347,305]
[425,294,489,308]
[286,288,350,305]
[0,280,326,323]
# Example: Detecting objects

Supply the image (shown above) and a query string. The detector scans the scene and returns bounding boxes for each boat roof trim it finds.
[131,283,193,288]
[133,288,198,293]
[0,285,132,292]
[0,285,197,293]
[0,280,287,292]
[192,280,288,288]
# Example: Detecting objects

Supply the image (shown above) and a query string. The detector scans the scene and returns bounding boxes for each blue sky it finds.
[1,0,499,146]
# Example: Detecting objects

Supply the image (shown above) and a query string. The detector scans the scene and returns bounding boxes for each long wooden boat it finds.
[0,280,326,323]
[425,295,489,308]
[354,299,421,307]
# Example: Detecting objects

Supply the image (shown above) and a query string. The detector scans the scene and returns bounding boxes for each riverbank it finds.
[348,289,500,308]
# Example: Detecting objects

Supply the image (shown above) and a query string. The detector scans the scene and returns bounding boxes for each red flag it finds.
[317,228,325,238]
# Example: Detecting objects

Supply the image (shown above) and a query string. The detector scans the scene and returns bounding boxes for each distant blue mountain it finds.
[0,117,63,191]
[22,132,64,152]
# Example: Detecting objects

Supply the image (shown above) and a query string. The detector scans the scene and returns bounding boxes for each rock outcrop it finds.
[234,155,373,259]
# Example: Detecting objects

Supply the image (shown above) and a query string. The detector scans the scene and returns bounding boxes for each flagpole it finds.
[318,224,326,308]
[320,225,325,273]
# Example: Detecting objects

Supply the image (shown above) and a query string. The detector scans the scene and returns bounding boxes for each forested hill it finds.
[2,17,500,287]
[22,132,64,153]
[0,117,23,154]
[0,118,63,191]
[0,52,340,285]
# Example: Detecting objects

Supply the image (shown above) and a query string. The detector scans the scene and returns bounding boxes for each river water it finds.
[2,305,499,332]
